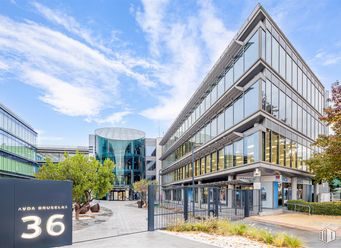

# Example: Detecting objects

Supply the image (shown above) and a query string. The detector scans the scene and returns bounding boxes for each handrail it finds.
[287,202,311,215]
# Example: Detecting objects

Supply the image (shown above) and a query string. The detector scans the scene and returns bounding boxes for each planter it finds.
[90,203,100,213]
[79,204,90,214]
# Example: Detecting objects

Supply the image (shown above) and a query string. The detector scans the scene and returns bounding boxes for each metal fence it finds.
[148,184,261,231]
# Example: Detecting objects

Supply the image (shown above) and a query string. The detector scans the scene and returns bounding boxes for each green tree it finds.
[132,179,156,206]
[36,152,115,218]
[307,84,341,183]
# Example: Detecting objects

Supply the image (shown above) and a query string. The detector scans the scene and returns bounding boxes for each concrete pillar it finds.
[227,175,234,208]
[170,189,174,202]
[314,183,319,202]
[253,169,261,211]
[292,177,298,200]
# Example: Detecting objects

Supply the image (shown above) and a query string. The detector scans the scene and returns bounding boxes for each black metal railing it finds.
[148,184,261,231]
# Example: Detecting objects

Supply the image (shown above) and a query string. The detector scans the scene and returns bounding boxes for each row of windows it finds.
[263,29,324,115]
[164,30,261,151]
[163,132,259,184]
[163,129,316,184]
[0,131,36,161]
[262,80,326,140]
[0,109,37,146]
[262,130,313,170]
[163,81,260,169]
[0,155,36,176]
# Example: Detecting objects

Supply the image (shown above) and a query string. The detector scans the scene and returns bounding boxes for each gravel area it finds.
[73,206,113,231]
[163,231,274,248]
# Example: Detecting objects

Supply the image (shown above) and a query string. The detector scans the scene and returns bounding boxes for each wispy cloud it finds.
[0,4,155,122]
[87,111,132,125]
[314,50,341,66]
[135,0,235,122]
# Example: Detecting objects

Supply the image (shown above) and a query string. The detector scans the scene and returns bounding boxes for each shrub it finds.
[287,200,341,215]
[167,220,303,247]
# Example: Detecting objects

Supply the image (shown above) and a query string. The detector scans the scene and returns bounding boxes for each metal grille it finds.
[148,184,261,231]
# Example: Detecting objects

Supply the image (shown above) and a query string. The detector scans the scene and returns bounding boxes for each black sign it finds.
[0,179,72,248]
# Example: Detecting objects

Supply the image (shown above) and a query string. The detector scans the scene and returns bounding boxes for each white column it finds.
[227,175,234,208]
[253,169,261,210]
[181,183,184,203]
[291,177,297,200]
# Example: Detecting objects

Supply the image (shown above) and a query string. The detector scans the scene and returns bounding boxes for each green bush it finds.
[167,220,303,247]
[287,200,341,215]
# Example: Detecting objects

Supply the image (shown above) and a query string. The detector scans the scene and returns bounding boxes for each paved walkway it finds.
[63,201,215,248]
[72,201,148,243]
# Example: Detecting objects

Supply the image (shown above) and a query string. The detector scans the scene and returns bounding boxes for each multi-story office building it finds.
[36,146,89,166]
[0,103,38,178]
[90,127,146,200]
[160,5,326,209]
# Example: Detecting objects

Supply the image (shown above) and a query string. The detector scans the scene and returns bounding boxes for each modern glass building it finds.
[0,102,38,178]
[160,4,327,209]
[36,146,89,165]
[91,127,145,200]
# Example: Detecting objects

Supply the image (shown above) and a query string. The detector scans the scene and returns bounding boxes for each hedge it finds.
[287,200,341,216]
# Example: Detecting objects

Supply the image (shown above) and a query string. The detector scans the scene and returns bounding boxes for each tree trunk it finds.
[74,203,80,220]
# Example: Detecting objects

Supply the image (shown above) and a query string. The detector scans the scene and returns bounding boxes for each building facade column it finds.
[291,177,298,200]
[198,180,202,208]
[253,168,261,210]
[227,175,234,208]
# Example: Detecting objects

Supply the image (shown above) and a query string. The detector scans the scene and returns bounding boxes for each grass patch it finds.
[167,219,303,248]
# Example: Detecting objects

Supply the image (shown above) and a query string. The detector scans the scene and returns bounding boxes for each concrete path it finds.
[70,231,217,248]
[72,201,148,243]
[62,200,215,248]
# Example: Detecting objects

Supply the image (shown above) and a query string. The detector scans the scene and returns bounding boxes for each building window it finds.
[234,51,244,81]
[217,112,224,134]
[225,144,233,168]
[211,151,217,172]
[271,132,279,164]
[244,30,259,70]
[201,157,205,175]
[279,136,285,166]
[244,132,259,164]
[279,46,286,78]
[225,68,233,91]
[211,118,217,138]
[271,36,279,72]
[217,77,225,99]
[225,105,233,130]
[205,154,211,173]
[233,139,243,166]
[266,31,271,64]
[218,148,224,170]
[272,84,279,118]
[279,90,286,122]
[285,138,291,167]
[286,54,292,85]
[233,97,243,124]
[291,142,297,169]
[244,81,259,117]
[292,61,298,90]
[286,96,292,126]
[265,79,272,113]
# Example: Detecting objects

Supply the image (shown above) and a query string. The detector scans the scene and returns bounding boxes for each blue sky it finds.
[0,0,340,146]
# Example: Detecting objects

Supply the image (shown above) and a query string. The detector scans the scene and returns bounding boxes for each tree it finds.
[306,84,341,183]
[132,179,156,206]
[36,152,115,219]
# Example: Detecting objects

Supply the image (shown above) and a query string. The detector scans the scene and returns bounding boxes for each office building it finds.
[0,103,38,178]
[160,5,327,208]
[36,146,89,166]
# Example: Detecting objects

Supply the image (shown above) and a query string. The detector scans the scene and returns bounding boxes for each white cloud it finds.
[314,50,341,66]
[36,129,64,145]
[88,111,132,125]
[135,0,235,122]
[0,5,155,121]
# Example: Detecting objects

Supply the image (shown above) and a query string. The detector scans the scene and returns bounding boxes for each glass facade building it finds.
[160,5,327,208]
[92,127,145,200]
[0,103,38,178]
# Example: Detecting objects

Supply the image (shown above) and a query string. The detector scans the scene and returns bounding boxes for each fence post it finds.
[184,187,188,221]
[213,188,219,217]
[244,190,250,218]
[148,184,155,231]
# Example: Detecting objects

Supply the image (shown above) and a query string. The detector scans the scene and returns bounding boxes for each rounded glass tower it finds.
[94,127,145,200]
